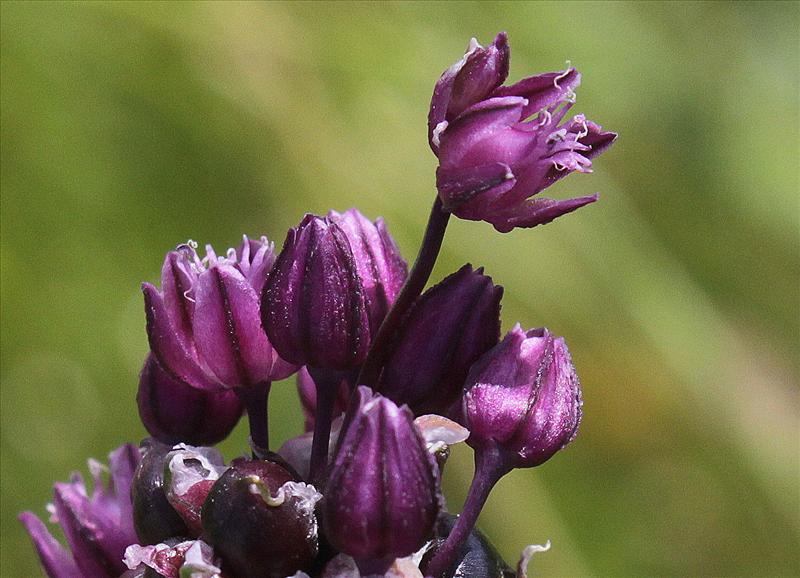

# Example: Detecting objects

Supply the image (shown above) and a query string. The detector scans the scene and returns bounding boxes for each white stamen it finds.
[553,60,572,89]
[432,120,448,148]
[517,541,551,578]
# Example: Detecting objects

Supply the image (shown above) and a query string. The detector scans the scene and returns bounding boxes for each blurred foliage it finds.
[2,1,798,576]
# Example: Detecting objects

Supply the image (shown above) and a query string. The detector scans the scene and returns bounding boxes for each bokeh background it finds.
[2,1,798,576]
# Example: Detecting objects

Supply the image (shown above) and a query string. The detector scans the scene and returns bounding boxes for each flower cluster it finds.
[21,32,614,578]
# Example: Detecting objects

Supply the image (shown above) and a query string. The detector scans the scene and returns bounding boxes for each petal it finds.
[160,250,197,348]
[493,68,581,119]
[143,283,221,391]
[436,162,516,213]
[19,512,82,578]
[437,97,526,167]
[193,264,276,386]
[487,194,599,233]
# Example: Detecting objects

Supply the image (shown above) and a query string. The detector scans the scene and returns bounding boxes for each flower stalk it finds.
[235,382,271,457]
[357,196,451,387]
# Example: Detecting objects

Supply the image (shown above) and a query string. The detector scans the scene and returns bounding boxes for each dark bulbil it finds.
[202,458,320,578]
[131,441,189,545]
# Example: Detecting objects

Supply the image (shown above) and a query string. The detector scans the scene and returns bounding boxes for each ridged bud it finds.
[202,458,321,578]
[262,209,406,371]
[376,264,502,416]
[137,355,243,446]
[322,387,440,574]
[463,325,582,469]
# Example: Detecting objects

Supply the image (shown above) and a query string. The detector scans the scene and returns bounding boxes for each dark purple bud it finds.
[143,237,297,391]
[377,264,502,416]
[323,387,440,574]
[431,34,616,233]
[202,458,320,578]
[262,210,406,370]
[137,355,243,446]
[463,325,582,469]
[162,445,228,536]
[429,32,510,152]
[297,366,351,432]
[131,440,189,545]
[20,444,140,578]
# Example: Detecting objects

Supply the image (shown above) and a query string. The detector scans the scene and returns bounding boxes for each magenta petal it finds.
[193,264,275,387]
[159,250,197,349]
[436,162,516,212]
[19,513,82,578]
[493,68,582,118]
[488,194,599,232]
[438,96,526,167]
[52,481,129,577]
[143,283,221,391]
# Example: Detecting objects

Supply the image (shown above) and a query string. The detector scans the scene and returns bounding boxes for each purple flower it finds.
[19,444,140,578]
[262,209,407,371]
[462,325,583,469]
[430,33,617,232]
[376,264,503,416]
[137,354,243,446]
[322,387,441,575]
[143,236,297,391]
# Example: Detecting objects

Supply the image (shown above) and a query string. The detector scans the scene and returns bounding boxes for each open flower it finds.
[19,444,140,578]
[431,33,617,232]
[143,236,297,391]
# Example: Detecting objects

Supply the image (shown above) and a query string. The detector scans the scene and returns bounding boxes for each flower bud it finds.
[19,444,140,578]
[131,440,189,545]
[428,32,510,151]
[202,458,321,578]
[431,33,616,233]
[323,387,440,574]
[163,445,228,536]
[262,209,406,370]
[462,325,582,469]
[376,264,502,416]
[143,236,297,391]
[137,355,243,446]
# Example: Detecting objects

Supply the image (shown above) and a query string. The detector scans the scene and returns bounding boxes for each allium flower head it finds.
[19,444,140,578]
[143,236,297,391]
[262,209,407,371]
[431,33,617,232]
[463,325,583,469]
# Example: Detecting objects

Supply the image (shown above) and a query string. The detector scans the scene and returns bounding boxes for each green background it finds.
[2,1,798,576]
